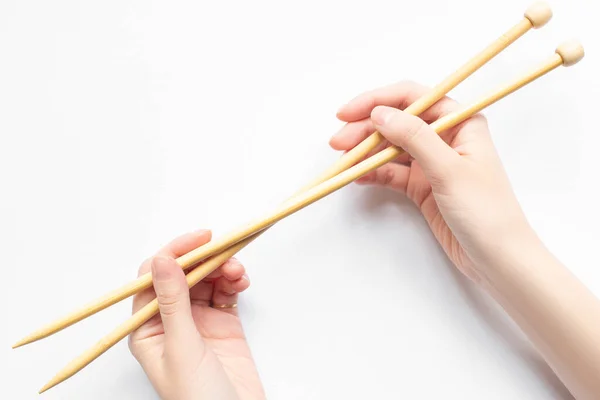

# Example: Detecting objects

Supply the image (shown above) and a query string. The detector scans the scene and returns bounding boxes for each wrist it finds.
[477,233,563,303]
[469,222,600,400]
[470,222,549,292]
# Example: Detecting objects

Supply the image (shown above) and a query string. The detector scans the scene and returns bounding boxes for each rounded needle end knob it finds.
[556,40,585,66]
[525,2,553,28]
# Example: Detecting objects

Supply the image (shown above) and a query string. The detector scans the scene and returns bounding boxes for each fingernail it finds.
[242,274,250,282]
[152,256,173,280]
[371,106,393,126]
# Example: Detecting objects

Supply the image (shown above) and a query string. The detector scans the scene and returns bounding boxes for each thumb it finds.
[371,106,460,181]
[151,256,199,350]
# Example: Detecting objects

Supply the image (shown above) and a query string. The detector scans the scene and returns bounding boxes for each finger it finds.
[355,163,412,193]
[187,281,214,307]
[331,122,401,181]
[152,256,202,354]
[159,229,212,258]
[417,94,461,125]
[448,114,494,157]
[202,256,244,282]
[336,81,460,123]
[219,258,246,281]
[211,275,250,316]
[188,258,245,303]
[132,229,212,314]
[217,276,251,295]
[348,126,454,170]
[329,119,375,151]
[135,230,213,278]
[374,118,460,166]
[371,106,461,184]
[363,138,392,162]
[336,81,423,122]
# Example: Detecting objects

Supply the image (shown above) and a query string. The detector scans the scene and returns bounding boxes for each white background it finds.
[1,0,599,398]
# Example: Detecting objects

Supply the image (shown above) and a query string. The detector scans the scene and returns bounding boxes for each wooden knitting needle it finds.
[13,2,552,349]
[299,0,553,192]
[39,40,585,393]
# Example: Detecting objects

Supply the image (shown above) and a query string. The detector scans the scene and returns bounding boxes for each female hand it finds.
[330,80,533,284]
[128,229,265,400]
[331,81,600,399]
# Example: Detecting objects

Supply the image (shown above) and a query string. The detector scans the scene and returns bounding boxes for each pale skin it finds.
[128,230,266,400]
[129,81,600,399]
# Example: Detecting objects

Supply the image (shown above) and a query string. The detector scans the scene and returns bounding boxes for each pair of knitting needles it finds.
[13,2,584,394]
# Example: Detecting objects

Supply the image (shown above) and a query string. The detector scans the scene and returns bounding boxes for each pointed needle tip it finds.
[38,382,53,394]
[12,335,38,349]
[12,341,24,349]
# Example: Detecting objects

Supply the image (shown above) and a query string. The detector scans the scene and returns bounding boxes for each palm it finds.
[128,230,264,400]
[132,303,258,390]
[402,117,489,282]
[342,112,487,281]
[401,145,477,280]
[330,80,495,281]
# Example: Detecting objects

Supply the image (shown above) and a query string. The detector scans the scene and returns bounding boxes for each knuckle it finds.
[405,117,429,145]
[218,280,237,295]
[365,95,377,112]
[396,80,429,109]
[428,97,461,122]
[360,118,376,135]
[157,292,182,316]
[394,80,417,108]
[378,167,395,186]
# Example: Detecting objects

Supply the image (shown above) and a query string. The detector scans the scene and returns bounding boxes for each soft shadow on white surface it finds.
[357,187,574,400]
[3,0,599,398]
[445,257,574,400]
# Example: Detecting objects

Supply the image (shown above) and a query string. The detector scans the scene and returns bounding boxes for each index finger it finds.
[336,80,459,124]
[336,81,425,122]
[137,229,213,277]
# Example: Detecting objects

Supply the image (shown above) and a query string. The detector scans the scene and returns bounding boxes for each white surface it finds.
[1,0,599,398]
